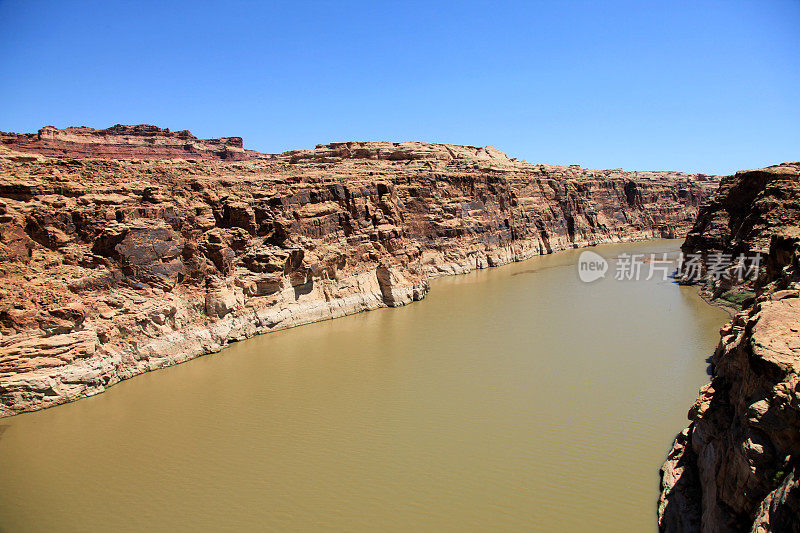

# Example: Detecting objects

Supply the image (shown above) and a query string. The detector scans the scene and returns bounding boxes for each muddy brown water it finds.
[0,240,728,532]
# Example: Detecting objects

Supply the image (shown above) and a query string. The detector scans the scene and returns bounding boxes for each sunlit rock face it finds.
[0,126,719,415]
[659,162,800,533]
[1,124,248,161]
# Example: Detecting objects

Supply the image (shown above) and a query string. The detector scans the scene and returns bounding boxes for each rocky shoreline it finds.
[3,232,668,417]
[659,162,800,532]
[0,125,719,416]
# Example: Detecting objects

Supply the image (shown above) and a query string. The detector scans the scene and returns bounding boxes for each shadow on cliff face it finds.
[293,280,314,299]
[659,428,702,532]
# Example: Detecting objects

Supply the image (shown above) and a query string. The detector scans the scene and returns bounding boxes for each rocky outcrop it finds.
[1,124,253,161]
[0,128,719,416]
[659,163,800,532]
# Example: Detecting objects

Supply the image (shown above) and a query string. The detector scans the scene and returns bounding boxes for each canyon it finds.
[3,125,800,531]
[0,125,718,416]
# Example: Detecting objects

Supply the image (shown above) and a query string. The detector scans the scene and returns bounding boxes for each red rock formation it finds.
[659,163,800,532]
[1,124,253,161]
[0,129,719,416]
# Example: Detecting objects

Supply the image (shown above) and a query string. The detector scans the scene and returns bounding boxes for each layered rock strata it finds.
[0,127,718,416]
[659,163,800,532]
[1,125,252,161]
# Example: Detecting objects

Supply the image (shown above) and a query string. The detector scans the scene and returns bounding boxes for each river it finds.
[0,240,729,532]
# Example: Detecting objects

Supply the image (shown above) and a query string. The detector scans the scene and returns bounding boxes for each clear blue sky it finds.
[1,0,797,174]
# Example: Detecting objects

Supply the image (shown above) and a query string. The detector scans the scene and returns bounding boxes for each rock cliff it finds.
[659,163,800,532]
[1,125,252,161]
[0,126,718,416]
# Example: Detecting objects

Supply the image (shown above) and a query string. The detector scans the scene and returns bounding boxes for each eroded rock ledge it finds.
[659,163,800,532]
[0,126,718,416]
[1,124,251,161]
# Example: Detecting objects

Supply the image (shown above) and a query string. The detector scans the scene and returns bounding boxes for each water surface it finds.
[0,240,728,532]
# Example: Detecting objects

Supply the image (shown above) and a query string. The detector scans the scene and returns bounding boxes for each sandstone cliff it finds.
[659,163,800,532]
[1,125,252,161]
[0,126,718,416]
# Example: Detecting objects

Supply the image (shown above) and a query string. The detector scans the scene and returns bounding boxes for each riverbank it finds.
[0,239,729,532]
[0,131,718,416]
[2,232,666,417]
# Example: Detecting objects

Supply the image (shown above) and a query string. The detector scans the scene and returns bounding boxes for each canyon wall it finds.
[0,126,718,416]
[1,125,252,161]
[659,163,800,532]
